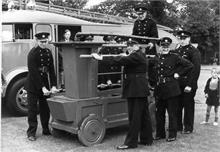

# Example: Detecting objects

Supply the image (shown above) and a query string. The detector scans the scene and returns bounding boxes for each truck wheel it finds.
[78,114,106,146]
[6,77,28,116]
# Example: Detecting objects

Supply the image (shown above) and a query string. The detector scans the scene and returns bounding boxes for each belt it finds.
[124,73,146,79]
[38,66,49,73]
[158,77,173,84]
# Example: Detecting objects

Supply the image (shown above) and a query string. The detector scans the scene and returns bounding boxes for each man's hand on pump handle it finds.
[42,86,60,96]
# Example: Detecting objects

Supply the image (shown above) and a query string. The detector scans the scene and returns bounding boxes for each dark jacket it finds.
[154,53,193,100]
[132,18,158,55]
[102,49,149,98]
[175,44,201,89]
[25,46,56,94]
[132,18,158,43]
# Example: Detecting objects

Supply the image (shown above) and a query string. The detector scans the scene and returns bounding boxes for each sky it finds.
[84,0,106,8]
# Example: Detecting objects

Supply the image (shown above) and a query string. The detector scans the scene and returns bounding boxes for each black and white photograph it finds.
[1,0,220,151]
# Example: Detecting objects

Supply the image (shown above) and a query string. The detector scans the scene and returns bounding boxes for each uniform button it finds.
[48,59,50,61]
[161,62,163,65]
[40,54,43,56]
[41,59,43,61]
[161,68,163,70]
[41,73,43,76]
[41,64,43,66]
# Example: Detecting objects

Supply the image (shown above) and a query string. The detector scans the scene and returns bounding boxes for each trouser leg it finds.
[27,92,38,137]
[183,90,196,132]
[140,98,153,144]
[177,94,184,131]
[39,95,50,131]
[155,99,166,138]
[167,96,178,138]
[124,98,144,147]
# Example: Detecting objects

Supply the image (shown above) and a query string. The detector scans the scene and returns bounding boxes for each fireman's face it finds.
[178,36,190,46]
[37,39,48,49]
[137,12,147,20]
[160,45,170,54]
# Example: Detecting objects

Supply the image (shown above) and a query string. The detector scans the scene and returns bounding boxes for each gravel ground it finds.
[1,66,220,152]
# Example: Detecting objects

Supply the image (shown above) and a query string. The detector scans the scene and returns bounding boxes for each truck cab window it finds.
[15,24,33,39]
[2,24,13,42]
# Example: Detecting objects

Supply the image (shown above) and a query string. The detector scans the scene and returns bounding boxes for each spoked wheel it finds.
[78,114,106,146]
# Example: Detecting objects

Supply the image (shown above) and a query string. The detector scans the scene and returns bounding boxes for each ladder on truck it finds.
[5,0,134,24]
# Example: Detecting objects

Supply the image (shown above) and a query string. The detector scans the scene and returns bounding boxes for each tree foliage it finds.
[51,0,88,9]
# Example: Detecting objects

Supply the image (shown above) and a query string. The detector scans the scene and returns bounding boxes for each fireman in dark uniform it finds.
[25,32,59,141]
[154,37,193,142]
[92,40,153,150]
[132,5,159,88]
[175,31,201,134]
[132,5,158,55]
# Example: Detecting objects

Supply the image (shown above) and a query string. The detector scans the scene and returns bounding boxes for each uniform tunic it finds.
[102,50,152,147]
[204,77,220,106]
[25,46,56,137]
[154,53,193,99]
[103,50,150,98]
[175,44,201,89]
[174,44,201,132]
[26,46,56,94]
[154,52,193,139]
[132,18,158,55]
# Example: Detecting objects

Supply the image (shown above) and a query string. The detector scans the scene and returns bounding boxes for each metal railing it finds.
[5,0,134,24]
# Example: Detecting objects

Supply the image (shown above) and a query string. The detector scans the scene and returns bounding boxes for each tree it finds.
[51,0,88,9]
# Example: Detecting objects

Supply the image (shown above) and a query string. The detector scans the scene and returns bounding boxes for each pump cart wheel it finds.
[78,114,106,146]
